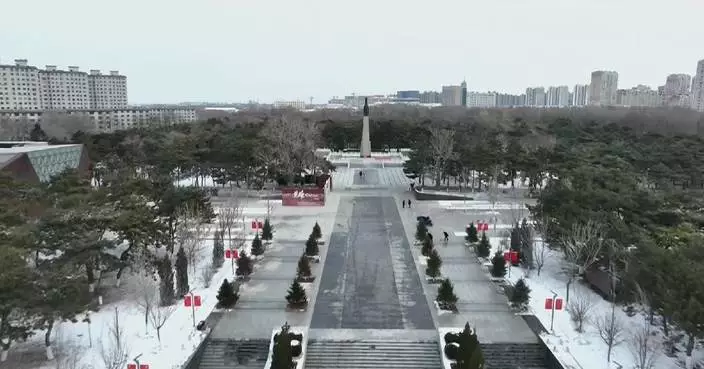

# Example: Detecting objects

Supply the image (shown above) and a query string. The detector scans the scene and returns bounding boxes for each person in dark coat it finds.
[443,231,449,243]
[408,199,412,208]
[402,200,406,208]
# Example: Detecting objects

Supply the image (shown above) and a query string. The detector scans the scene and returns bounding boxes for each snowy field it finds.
[7,198,320,369]
[463,224,704,369]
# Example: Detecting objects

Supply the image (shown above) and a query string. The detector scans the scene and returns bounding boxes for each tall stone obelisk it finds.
[360,97,372,158]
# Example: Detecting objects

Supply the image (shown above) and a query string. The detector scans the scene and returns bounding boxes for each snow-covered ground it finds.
[476,228,704,369]
[8,200,293,369]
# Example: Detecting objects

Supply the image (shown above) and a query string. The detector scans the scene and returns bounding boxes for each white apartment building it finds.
[40,65,91,110]
[663,74,691,108]
[546,86,570,107]
[572,84,589,106]
[89,70,128,109]
[0,59,42,111]
[273,100,306,110]
[441,85,464,106]
[0,59,127,111]
[589,71,619,106]
[525,87,546,107]
[691,60,704,112]
[0,107,197,133]
[617,85,661,107]
[467,92,497,108]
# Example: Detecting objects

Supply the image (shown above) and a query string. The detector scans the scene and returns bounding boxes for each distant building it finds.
[273,100,306,110]
[397,90,420,99]
[690,60,704,112]
[495,93,525,107]
[589,71,619,106]
[460,80,467,107]
[420,91,441,104]
[546,86,570,107]
[0,107,198,133]
[467,92,497,108]
[0,59,127,112]
[441,84,464,106]
[617,85,661,107]
[663,74,691,108]
[572,84,589,106]
[0,142,90,183]
[525,87,546,107]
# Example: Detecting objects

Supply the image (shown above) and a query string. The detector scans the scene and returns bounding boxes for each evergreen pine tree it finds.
[510,278,531,310]
[426,248,442,278]
[416,221,428,242]
[216,278,239,308]
[251,233,265,256]
[261,218,274,241]
[457,323,484,369]
[157,254,175,306]
[271,323,294,369]
[490,251,507,278]
[467,345,485,369]
[175,246,189,296]
[312,222,322,240]
[510,223,521,252]
[436,278,458,310]
[212,230,225,268]
[296,254,312,279]
[476,232,491,258]
[304,233,319,257]
[236,251,253,277]
[466,223,479,243]
[519,218,533,267]
[421,234,434,257]
[286,279,308,308]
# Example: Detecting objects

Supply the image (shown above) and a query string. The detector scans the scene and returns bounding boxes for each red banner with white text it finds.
[281,187,326,206]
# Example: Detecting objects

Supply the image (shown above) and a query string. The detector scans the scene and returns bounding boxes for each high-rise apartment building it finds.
[663,74,691,108]
[546,86,570,107]
[0,59,42,111]
[441,84,464,106]
[572,84,589,106]
[460,80,467,107]
[495,93,525,107]
[617,85,661,107]
[525,87,546,107]
[691,60,704,112]
[467,92,496,108]
[40,65,91,110]
[0,59,127,111]
[419,91,441,104]
[88,70,128,109]
[588,71,619,106]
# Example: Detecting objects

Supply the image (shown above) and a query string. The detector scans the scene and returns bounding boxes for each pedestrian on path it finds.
[402,200,406,208]
[408,199,412,208]
[443,231,449,243]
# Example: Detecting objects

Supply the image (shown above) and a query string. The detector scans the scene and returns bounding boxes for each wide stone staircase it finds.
[481,343,548,369]
[198,339,270,369]
[304,340,443,369]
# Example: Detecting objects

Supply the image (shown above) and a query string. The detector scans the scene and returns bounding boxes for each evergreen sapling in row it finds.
[510,278,531,310]
[416,221,428,243]
[304,233,319,261]
[426,248,442,282]
[421,234,434,257]
[261,218,274,241]
[312,222,322,240]
[251,233,265,257]
[436,278,458,312]
[465,223,478,244]
[490,251,507,278]
[236,251,253,279]
[296,254,314,283]
[286,279,308,309]
[176,246,189,296]
[476,232,491,258]
[216,278,239,309]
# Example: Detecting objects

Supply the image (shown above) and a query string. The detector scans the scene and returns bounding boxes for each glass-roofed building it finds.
[0,141,90,183]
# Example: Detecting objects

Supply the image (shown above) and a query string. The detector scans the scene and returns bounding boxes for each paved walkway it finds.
[398,195,539,344]
[310,196,434,330]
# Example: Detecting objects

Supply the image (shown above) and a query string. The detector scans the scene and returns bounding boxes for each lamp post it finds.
[549,290,558,333]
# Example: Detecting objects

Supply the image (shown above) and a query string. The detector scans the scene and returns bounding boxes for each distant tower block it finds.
[360,97,372,158]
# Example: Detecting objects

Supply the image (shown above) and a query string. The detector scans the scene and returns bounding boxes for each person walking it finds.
[408,199,412,208]
[402,200,406,208]
[443,231,449,243]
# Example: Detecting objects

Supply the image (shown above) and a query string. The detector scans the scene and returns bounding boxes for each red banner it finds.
[281,187,325,206]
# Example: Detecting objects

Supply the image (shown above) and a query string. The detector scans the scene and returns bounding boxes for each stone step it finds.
[480,343,547,369]
[198,339,270,369]
[304,340,443,369]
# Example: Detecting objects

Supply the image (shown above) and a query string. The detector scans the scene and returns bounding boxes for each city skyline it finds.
[2,0,703,104]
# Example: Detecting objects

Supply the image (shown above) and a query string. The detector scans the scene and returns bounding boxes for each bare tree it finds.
[98,308,130,369]
[131,271,158,335]
[532,218,552,276]
[428,126,455,187]
[53,325,91,369]
[218,196,241,248]
[149,303,176,345]
[567,292,594,333]
[595,312,625,363]
[201,262,215,288]
[561,220,605,303]
[260,116,319,178]
[628,285,660,369]
[177,205,206,275]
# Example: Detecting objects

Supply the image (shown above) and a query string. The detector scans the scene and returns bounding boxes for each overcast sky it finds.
[1,0,702,104]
